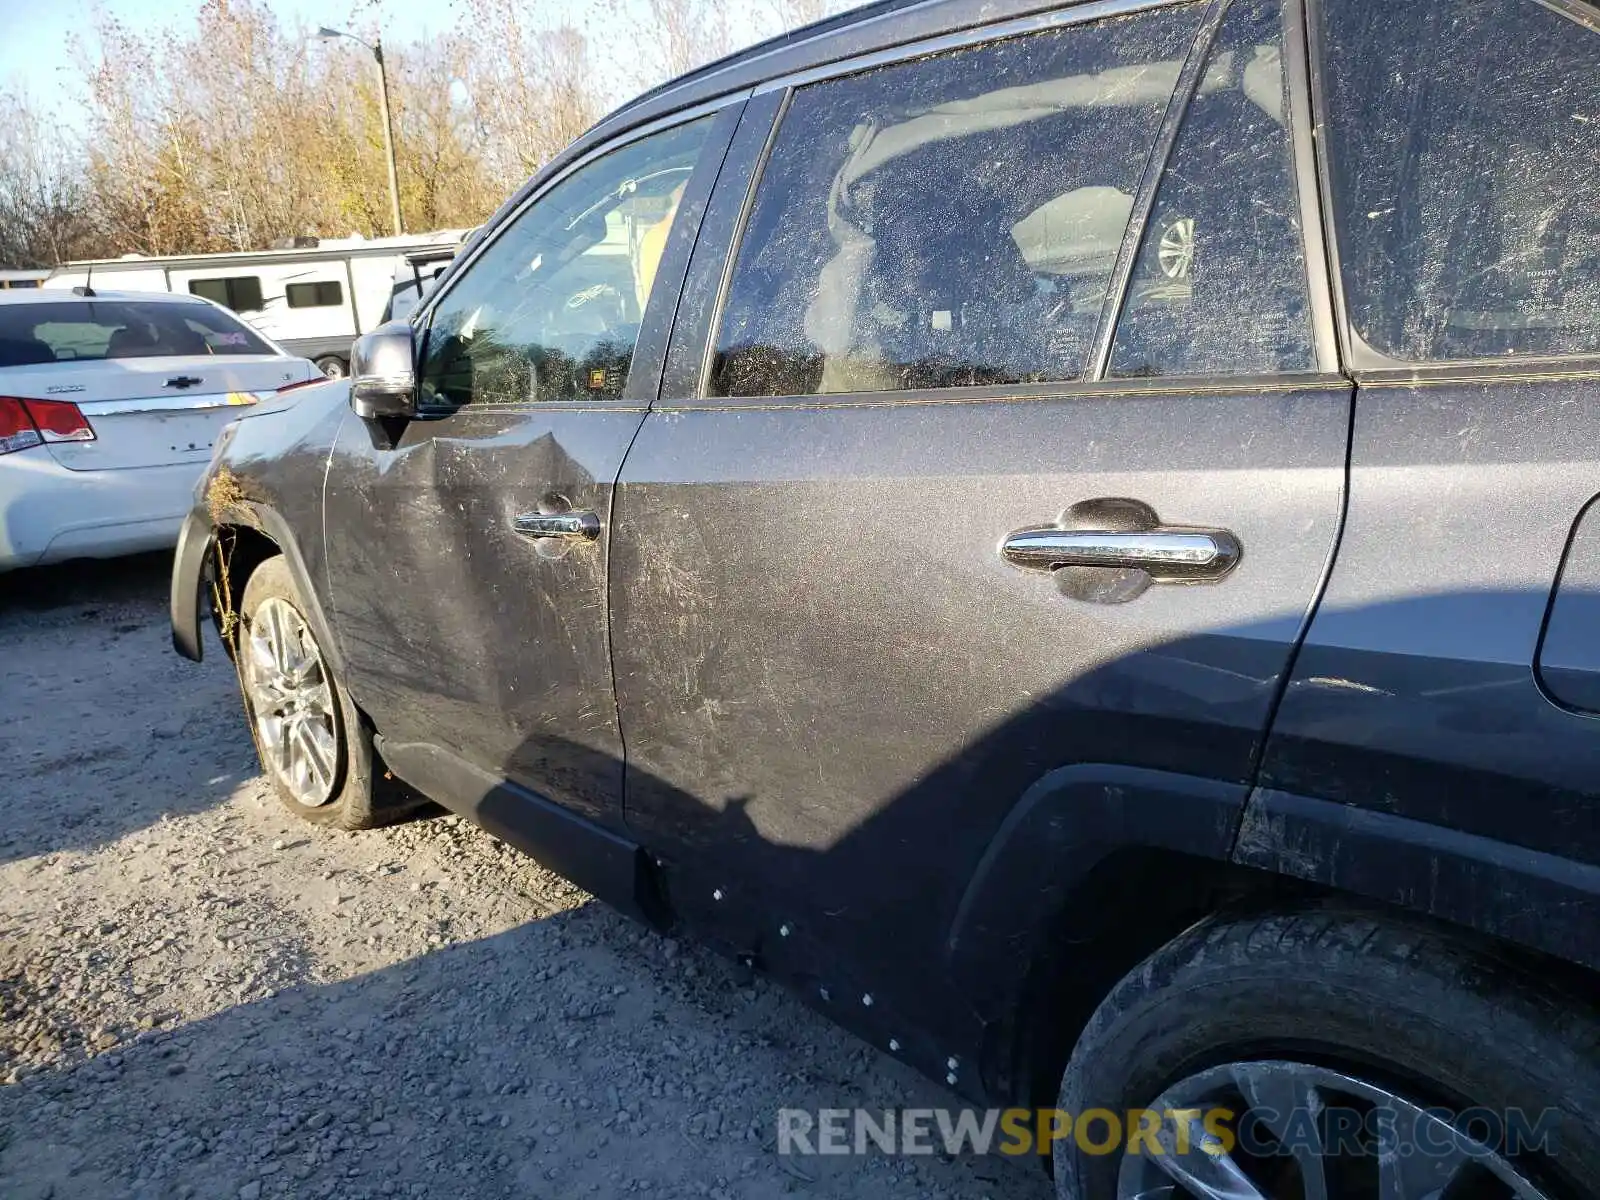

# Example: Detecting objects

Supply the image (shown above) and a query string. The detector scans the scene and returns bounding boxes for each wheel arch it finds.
[210,506,348,683]
[957,768,1600,1111]
[946,764,1253,1104]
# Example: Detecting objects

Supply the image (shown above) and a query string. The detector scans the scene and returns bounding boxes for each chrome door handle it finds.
[1001,527,1239,583]
[513,510,601,541]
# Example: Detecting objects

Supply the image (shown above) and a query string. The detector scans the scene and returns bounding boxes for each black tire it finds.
[314,355,347,379]
[1054,907,1600,1198]
[237,555,386,830]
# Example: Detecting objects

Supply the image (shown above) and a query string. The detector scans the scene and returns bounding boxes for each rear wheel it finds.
[237,556,385,829]
[314,355,347,379]
[1053,908,1600,1199]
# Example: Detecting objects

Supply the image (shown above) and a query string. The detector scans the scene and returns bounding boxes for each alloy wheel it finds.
[1116,1061,1552,1200]
[243,596,340,807]
[1158,217,1196,280]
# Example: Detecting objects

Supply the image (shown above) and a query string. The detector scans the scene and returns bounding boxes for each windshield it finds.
[0,299,276,367]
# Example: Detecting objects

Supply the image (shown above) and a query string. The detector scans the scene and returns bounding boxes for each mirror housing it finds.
[349,322,419,420]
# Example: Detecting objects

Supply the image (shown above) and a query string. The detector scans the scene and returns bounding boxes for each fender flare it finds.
[944,764,1248,1022]
[170,506,215,662]
[179,502,348,683]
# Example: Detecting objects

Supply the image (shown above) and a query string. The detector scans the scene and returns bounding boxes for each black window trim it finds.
[1304,0,1600,379]
[748,0,1191,96]
[683,0,1345,408]
[691,87,793,404]
[1095,0,1340,377]
[1087,0,1231,379]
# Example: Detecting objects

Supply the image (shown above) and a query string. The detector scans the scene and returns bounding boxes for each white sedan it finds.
[0,289,321,570]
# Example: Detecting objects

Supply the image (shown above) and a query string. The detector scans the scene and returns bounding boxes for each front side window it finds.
[286,281,344,309]
[188,276,265,314]
[1321,0,1600,361]
[2,300,274,364]
[1110,0,1314,377]
[418,119,712,407]
[710,5,1202,398]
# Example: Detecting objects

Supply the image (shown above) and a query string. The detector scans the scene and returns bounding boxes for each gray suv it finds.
[172,0,1600,1194]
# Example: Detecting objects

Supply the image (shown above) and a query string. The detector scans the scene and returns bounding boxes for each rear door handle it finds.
[1002,526,1239,583]
[513,511,601,541]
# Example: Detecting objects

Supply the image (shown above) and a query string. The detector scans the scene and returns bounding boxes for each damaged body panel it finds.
[322,405,646,829]
[170,0,1600,1162]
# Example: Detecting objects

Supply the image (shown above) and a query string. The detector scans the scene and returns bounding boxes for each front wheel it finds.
[1053,908,1600,1199]
[237,555,386,829]
[314,355,347,379]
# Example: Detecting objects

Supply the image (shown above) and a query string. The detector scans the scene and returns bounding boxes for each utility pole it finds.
[372,39,403,237]
[316,27,404,236]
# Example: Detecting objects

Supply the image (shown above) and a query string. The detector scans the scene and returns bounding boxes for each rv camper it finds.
[45,232,466,377]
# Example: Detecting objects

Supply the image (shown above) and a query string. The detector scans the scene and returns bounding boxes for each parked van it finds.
[45,233,466,377]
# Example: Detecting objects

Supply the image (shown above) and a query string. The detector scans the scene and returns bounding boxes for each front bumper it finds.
[170,507,214,662]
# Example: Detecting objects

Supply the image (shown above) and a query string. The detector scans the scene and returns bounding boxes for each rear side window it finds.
[188,276,265,314]
[710,5,1202,398]
[286,281,344,309]
[1320,0,1600,362]
[1110,0,1314,377]
[0,301,274,366]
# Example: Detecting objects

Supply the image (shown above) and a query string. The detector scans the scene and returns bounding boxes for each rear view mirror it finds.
[350,322,418,420]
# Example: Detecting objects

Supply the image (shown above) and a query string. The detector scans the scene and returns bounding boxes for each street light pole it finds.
[315,27,404,237]
[371,39,403,237]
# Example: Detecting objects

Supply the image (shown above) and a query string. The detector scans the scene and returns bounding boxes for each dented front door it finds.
[320,113,730,829]
[323,407,647,827]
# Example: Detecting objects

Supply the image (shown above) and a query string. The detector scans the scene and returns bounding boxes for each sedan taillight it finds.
[0,397,96,456]
[25,399,96,443]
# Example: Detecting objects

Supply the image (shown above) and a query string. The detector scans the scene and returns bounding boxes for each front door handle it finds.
[513,510,601,541]
[1001,526,1240,583]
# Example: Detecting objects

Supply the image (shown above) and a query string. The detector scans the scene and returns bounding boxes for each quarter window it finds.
[710,6,1203,398]
[188,276,265,314]
[286,280,344,308]
[418,119,712,407]
[1320,0,1600,362]
[1110,0,1314,377]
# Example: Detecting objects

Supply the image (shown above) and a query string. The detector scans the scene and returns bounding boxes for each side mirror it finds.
[349,322,418,420]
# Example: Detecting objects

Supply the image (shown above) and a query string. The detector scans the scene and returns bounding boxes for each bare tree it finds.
[454,0,606,187]
[25,0,814,261]
[767,0,847,33]
[0,91,94,268]
[643,0,735,85]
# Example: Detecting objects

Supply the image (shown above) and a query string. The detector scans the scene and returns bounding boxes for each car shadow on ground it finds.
[0,551,175,612]
[0,902,1055,1200]
[0,552,259,866]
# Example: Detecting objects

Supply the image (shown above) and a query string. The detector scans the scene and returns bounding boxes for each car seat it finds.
[0,336,56,367]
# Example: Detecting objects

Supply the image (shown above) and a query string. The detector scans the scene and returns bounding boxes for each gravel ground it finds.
[0,555,1053,1200]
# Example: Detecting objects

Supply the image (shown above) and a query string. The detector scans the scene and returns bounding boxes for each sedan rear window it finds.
[0,300,275,367]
